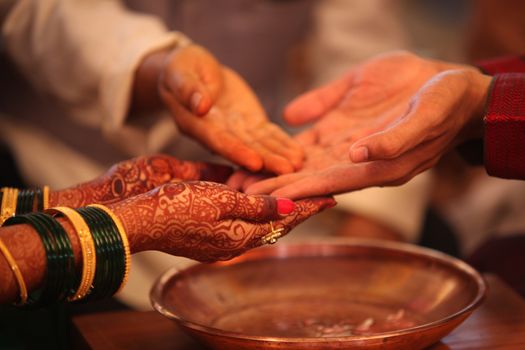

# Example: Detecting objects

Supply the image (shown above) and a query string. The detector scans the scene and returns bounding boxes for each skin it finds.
[132,44,304,175]
[49,154,233,208]
[0,181,336,304]
[242,51,492,199]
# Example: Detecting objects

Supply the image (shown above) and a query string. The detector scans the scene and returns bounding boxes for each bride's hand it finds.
[50,154,233,207]
[110,181,336,262]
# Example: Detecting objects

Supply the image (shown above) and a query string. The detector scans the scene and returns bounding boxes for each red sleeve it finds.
[484,73,525,179]
[477,56,525,74]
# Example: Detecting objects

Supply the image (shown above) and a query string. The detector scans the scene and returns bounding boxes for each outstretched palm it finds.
[244,51,469,199]
[286,51,454,147]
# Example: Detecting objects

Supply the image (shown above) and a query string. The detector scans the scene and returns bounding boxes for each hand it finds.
[284,51,463,146]
[50,154,233,207]
[244,54,492,198]
[111,181,336,262]
[134,44,304,174]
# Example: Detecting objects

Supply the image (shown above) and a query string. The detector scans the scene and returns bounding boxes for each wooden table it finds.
[71,275,525,349]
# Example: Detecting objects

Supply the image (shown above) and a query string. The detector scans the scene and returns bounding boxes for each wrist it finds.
[131,49,171,113]
[466,70,493,139]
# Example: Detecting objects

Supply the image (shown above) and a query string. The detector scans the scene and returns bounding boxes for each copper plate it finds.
[151,239,486,349]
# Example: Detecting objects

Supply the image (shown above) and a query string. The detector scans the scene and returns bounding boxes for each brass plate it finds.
[151,240,486,349]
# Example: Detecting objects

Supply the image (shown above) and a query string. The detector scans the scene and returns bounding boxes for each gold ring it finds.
[261,221,285,245]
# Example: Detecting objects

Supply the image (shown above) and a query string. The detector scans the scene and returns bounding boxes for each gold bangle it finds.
[1,187,19,225]
[0,237,28,305]
[88,204,131,293]
[46,207,97,301]
[42,186,50,211]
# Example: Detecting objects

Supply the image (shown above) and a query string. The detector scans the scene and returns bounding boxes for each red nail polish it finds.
[325,198,337,209]
[277,198,295,215]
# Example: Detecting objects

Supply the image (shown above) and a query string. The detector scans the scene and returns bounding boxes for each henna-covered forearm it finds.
[49,154,232,208]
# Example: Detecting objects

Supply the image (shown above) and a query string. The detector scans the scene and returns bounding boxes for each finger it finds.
[195,162,234,183]
[241,173,271,192]
[204,129,265,172]
[163,46,223,116]
[284,73,352,126]
[349,100,444,163]
[226,170,270,192]
[245,172,311,196]
[161,89,266,172]
[163,70,214,116]
[294,128,319,146]
[226,170,252,190]
[256,124,304,170]
[238,131,296,174]
[219,193,296,222]
[248,196,337,246]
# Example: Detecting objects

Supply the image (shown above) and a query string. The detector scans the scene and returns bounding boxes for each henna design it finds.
[49,155,232,208]
[109,181,335,262]
[0,181,333,303]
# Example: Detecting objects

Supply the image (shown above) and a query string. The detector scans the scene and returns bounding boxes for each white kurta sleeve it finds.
[2,0,191,155]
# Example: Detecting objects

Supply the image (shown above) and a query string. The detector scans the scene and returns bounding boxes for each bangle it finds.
[0,237,28,305]
[75,207,125,300]
[88,204,130,293]
[3,212,76,306]
[46,207,96,301]
[16,189,37,215]
[42,186,50,211]
[1,187,18,225]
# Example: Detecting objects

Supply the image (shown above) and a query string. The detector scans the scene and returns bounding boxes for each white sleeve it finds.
[2,0,191,155]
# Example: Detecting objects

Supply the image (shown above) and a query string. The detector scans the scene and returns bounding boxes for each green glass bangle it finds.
[32,213,76,303]
[89,207,125,297]
[2,212,76,307]
[86,207,121,298]
[75,207,124,300]
[35,188,43,212]
[88,206,124,298]
[74,207,108,300]
[16,189,36,215]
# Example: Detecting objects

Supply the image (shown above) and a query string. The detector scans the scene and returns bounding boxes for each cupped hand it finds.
[50,154,233,207]
[110,181,336,262]
[244,57,492,199]
[134,43,303,174]
[160,62,304,175]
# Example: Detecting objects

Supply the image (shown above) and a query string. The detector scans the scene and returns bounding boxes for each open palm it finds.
[285,51,459,147]
[243,52,474,199]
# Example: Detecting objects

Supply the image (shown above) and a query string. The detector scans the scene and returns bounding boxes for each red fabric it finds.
[484,73,525,179]
[477,55,525,74]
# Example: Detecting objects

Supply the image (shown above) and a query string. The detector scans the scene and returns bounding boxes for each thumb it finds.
[349,104,437,163]
[162,45,223,116]
[284,73,352,126]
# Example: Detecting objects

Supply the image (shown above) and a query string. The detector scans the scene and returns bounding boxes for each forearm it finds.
[131,49,170,114]
[0,219,80,304]
[0,208,141,305]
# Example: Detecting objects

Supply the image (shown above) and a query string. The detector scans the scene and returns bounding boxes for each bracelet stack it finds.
[0,186,50,225]
[0,204,130,307]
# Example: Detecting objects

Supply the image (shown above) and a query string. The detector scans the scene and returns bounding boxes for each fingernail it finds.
[351,146,368,163]
[325,198,337,209]
[190,92,202,112]
[277,198,295,215]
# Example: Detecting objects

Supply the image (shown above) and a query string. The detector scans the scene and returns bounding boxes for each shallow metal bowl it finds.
[151,240,486,349]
